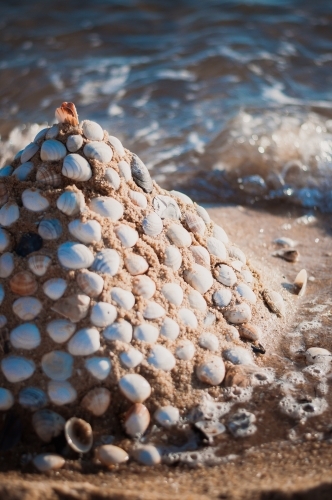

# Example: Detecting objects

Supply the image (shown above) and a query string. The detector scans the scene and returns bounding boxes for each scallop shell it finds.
[95,445,129,467]
[190,245,210,268]
[114,224,138,248]
[164,245,182,270]
[184,264,213,294]
[36,165,61,186]
[48,381,77,405]
[143,301,165,319]
[129,190,147,208]
[196,356,225,385]
[10,323,41,350]
[45,124,60,139]
[64,417,93,453]
[119,373,151,403]
[40,139,66,161]
[124,403,150,437]
[154,406,180,428]
[82,120,104,141]
[68,327,100,356]
[21,142,39,163]
[120,347,143,368]
[213,288,232,307]
[294,269,307,297]
[28,255,51,276]
[0,228,10,252]
[185,212,205,235]
[89,196,123,221]
[33,454,65,473]
[188,290,207,312]
[199,332,219,351]
[32,409,66,442]
[124,254,149,275]
[10,271,38,296]
[43,278,67,300]
[12,297,43,320]
[175,339,195,360]
[109,135,125,157]
[68,219,102,243]
[46,319,76,343]
[57,242,94,269]
[170,190,193,205]
[103,320,133,343]
[56,189,85,215]
[22,188,50,212]
[207,237,227,260]
[153,195,181,220]
[12,162,34,181]
[178,308,198,328]
[1,356,35,383]
[132,275,155,299]
[83,142,113,163]
[38,219,62,240]
[213,224,229,244]
[0,165,13,178]
[0,183,9,206]
[160,317,180,340]
[118,160,132,181]
[216,264,237,287]
[105,167,121,190]
[231,260,243,272]
[166,224,192,247]
[19,387,47,411]
[51,294,90,323]
[85,357,111,380]
[134,324,159,343]
[263,289,285,317]
[130,154,153,193]
[34,127,48,142]
[0,388,14,410]
[161,283,183,306]
[111,287,135,310]
[62,153,92,181]
[142,212,163,237]
[76,270,104,297]
[0,202,19,227]
[90,302,117,327]
[147,345,176,371]
[224,303,252,324]
[92,249,120,276]
[229,246,246,264]
[195,204,211,224]
[66,134,83,152]
[81,388,111,416]
[0,252,14,278]
[236,282,257,304]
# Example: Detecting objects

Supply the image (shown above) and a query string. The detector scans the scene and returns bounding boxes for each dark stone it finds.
[15,232,43,257]
[0,411,22,452]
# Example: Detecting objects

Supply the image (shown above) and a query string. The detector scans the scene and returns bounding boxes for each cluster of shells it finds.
[0,103,277,469]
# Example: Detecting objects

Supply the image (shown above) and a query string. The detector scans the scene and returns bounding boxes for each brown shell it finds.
[36,165,62,187]
[185,212,206,235]
[28,255,52,276]
[81,388,111,416]
[9,271,38,296]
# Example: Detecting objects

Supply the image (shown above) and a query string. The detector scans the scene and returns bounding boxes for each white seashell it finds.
[34,127,48,142]
[207,237,227,260]
[10,323,41,350]
[92,249,120,276]
[109,135,125,157]
[216,264,237,287]
[105,167,120,190]
[241,269,254,285]
[1,356,35,383]
[231,260,243,272]
[90,302,117,327]
[82,120,104,141]
[46,319,76,343]
[119,373,151,403]
[22,188,49,212]
[19,387,47,411]
[95,445,129,466]
[224,303,252,324]
[40,139,66,161]
[32,409,65,442]
[28,255,51,276]
[62,153,92,181]
[225,325,240,342]
[143,300,166,319]
[118,160,132,180]
[294,269,307,297]
[178,308,198,328]
[0,165,13,177]
[48,381,77,405]
[0,252,14,278]
[213,288,232,307]
[114,224,138,248]
[45,124,60,139]
[129,189,147,208]
[41,351,74,381]
[132,275,156,299]
[0,202,19,227]
[13,161,34,181]
[223,346,254,365]
[111,287,135,310]
[213,224,229,244]
[0,315,7,328]
[185,212,206,235]
[153,195,181,220]
[164,245,182,270]
[170,190,193,204]
[58,242,94,269]
[57,189,85,215]
[124,254,149,275]
[43,278,67,300]
[89,196,123,220]
[154,406,180,428]
[124,403,150,437]
[237,283,257,304]
[120,347,143,368]
[132,445,161,466]
[147,345,176,371]
[196,356,225,385]
[14,150,23,160]
[161,283,183,306]
[134,324,159,343]
[263,289,285,317]
[142,212,163,237]
[85,357,111,380]
[81,388,111,416]
[166,224,192,247]
[184,264,213,294]
[188,290,207,312]
[68,219,102,243]
[199,332,219,351]
[103,320,133,343]
[0,284,4,305]
[190,245,210,268]
[175,340,195,360]
[84,141,113,163]
[76,270,104,297]
[21,142,39,163]
[0,228,10,252]
[65,417,92,452]
[131,154,153,192]
[195,204,210,224]
[33,453,65,473]
[38,219,62,240]
[12,297,42,320]
[51,294,90,323]
[229,246,246,264]
[204,311,216,326]
[66,134,83,152]
[305,347,332,365]
[160,317,180,340]
[238,323,262,342]
[68,327,100,356]
[0,388,14,410]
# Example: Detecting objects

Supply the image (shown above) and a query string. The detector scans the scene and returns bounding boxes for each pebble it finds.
[132,445,161,466]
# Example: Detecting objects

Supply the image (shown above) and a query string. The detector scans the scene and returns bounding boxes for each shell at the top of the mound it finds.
[0,102,282,460]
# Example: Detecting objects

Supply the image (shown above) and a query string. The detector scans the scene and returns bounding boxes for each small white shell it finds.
[120,347,143,368]
[81,388,111,416]
[82,120,104,140]
[12,162,34,181]
[0,165,13,177]
[185,212,206,235]
[10,323,41,350]
[164,245,182,270]
[33,453,65,473]
[237,283,257,304]
[184,264,213,294]
[1,356,35,383]
[68,219,102,243]
[46,319,76,343]
[32,409,65,442]
[213,288,232,307]
[132,445,161,466]
[62,153,92,181]
[166,224,192,247]
[241,269,254,285]
[66,134,83,152]
[105,167,120,190]
[40,139,66,161]
[42,351,73,381]
[95,445,129,466]
[0,202,19,227]
[229,245,246,264]
[103,320,133,343]
[21,142,39,163]
[109,135,125,157]
[89,196,123,221]
[154,406,180,428]
[43,278,67,300]
[199,332,219,351]
[132,275,156,299]
[111,287,135,310]
[142,212,163,237]
[224,303,252,324]
[119,373,151,403]
[19,386,47,410]
[28,255,51,276]
[224,325,240,342]
[118,160,132,180]
[160,317,180,340]
[129,190,147,208]
[196,356,225,385]
[223,346,253,365]
[38,219,62,240]
[216,264,237,287]
[178,308,198,328]
[114,224,138,247]
[231,260,243,272]
[76,270,104,297]
[294,269,307,297]
[58,242,94,269]
[48,381,77,405]
[0,228,10,251]
[190,245,210,268]
[161,283,183,306]
[124,403,150,437]
[153,195,181,219]
[188,290,207,312]
[170,190,193,204]
[68,327,100,356]
[204,311,216,326]
[175,340,195,360]
[0,252,14,278]
[85,357,112,380]
[12,297,43,320]
[83,142,113,163]
[45,124,60,139]
[64,417,92,453]
[213,224,229,244]
[90,302,117,327]
[56,190,85,215]
[147,345,176,371]
[207,237,227,260]
[134,324,159,343]
[143,301,166,319]
[195,204,211,224]
[0,388,14,410]
[22,188,50,212]
[92,249,120,276]
[124,254,149,275]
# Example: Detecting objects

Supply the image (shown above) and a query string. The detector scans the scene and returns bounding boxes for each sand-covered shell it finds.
[164,245,182,271]
[32,409,65,442]
[38,219,62,240]
[216,264,237,287]
[190,245,210,268]
[105,167,121,190]
[28,255,51,276]
[184,264,213,294]
[161,283,183,306]
[118,160,132,180]
[130,154,153,193]
[153,195,181,219]
[111,287,135,310]
[65,417,93,453]
[185,212,205,235]
[175,339,195,360]
[129,189,147,208]
[22,188,49,212]
[166,224,192,247]
[89,196,123,221]
[0,252,14,278]
[81,388,111,416]
[62,153,92,181]
[124,254,149,275]
[132,275,156,299]
[109,135,125,157]
[36,165,61,186]
[68,219,102,243]
[188,290,207,312]
[119,373,151,403]
[82,120,104,141]
[83,141,113,163]
[76,270,104,297]
[57,189,85,215]
[114,224,138,248]
[40,140,66,161]
[58,242,94,269]
[66,134,83,152]
[224,303,252,324]
[142,212,163,237]
[199,332,219,351]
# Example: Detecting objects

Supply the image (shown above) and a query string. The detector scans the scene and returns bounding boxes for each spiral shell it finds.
[81,388,111,416]
[9,271,37,296]
[40,139,66,161]
[62,153,92,182]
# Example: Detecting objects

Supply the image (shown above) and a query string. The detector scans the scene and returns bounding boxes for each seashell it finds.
[33,453,65,473]
[1,356,35,383]
[51,294,90,323]
[213,224,229,244]
[48,381,77,405]
[204,311,216,326]
[42,351,73,381]
[0,284,4,306]
[294,269,307,297]
[153,195,181,220]
[28,255,51,277]
[130,154,153,193]
[82,120,104,141]
[57,241,94,269]
[132,275,156,299]
[199,332,219,351]
[142,212,163,237]
[66,134,83,152]
[103,320,133,343]
[166,224,192,247]
[143,300,165,319]
[119,373,151,403]
[83,141,113,163]
[89,196,123,221]
[188,290,207,312]
[262,289,285,317]
[228,245,246,264]
[90,302,117,327]
[241,269,254,285]
[147,345,176,371]
[68,327,100,355]
[238,323,262,342]
[81,388,111,416]
[77,270,104,297]
[105,167,120,190]
[164,245,182,270]
[216,264,237,287]
[0,228,10,251]
[161,283,183,306]
[305,347,332,365]
[114,224,138,248]
[231,260,243,272]
[128,190,147,209]
[184,264,213,294]
[213,287,232,307]
[223,346,254,365]
[195,420,226,441]
[109,135,125,157]
[120,347,143,368]
[0,252,14,278]
[225,325,240,342]
[160,317,180,340]
[45,124,60,139]
[10,323,41,350]
[14,150,23,160]
[274,236,297,247]
[46,319,76,343]
[195,204,211,224]
[190,245,210,268]
[134,323,159,343]
[12,297,42,320]
[62,153,92,181]
[111,287,135,310]
[0,202,19,227]
[40,139,66,162]
[36,165,61,186]
[92,249,120,276]
[95,445,129,467]
[225,303,252,324]
[124,403,150,437]
[38,219,62,240]
[12,162,34,181]
[0,388,14,410]
[170,190,193,205]
[18,387,47,411]
[56,102,79,126]
[154,406,180,428]
[237,283,257,304]
[0,315,7,328]
[132,445,161,466]
[178,308,198,328]
[68,219,102,243]
[0,165,13,178]
[207,237,227,260]
[32,409,65,442]
[57,189,85,215]
[10,271,37,296]
[124,254,149,275]
[85,357,112,380]
[196,356,225,385]
[0,183,9,206]
[175,340,195,360]
[273,249,299,263]
[65,417,93,453]
[34,127,48,142]
[185,212,205,235]
[118,160,132,181]
[21,142,39,163]
[22,188,50,212]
